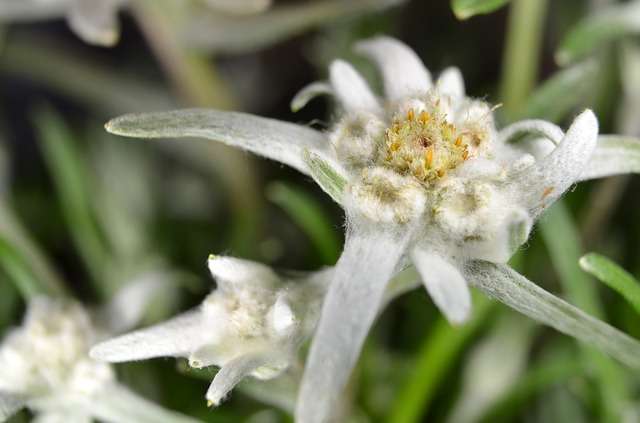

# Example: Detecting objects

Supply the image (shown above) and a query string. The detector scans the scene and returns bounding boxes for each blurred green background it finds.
[1,0,640,421]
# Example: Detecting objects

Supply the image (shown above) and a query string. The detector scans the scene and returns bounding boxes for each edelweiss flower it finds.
[0,295,198,423]
[105,36,640,423]
[90,255,330,407]
[0,0,271,46]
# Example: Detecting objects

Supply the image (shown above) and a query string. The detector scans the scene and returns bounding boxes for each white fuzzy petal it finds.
[91,383,200,423]
[208,255,279,290]
[512,110,598,217]
[411,248,471,324]
[206,354,268,407]
[437,67,465,98]
[67,0,121,47]
[0,1,65,21]
[578,135,640,181]
[271,295,296,335]
[32,412,91,423]
[0,391,25,421]
[355,36,432,101]
[291,81,333,112]
[90,310,203,362]
[329,60,380,114]
[204,0,271,15]
[465,260,640,370]
[100,271,174,333]
[105,109,329,176]
[498,120,564,145]
[296,227,409,423]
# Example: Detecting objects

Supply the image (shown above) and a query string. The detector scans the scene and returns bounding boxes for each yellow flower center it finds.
[382,107,470,184]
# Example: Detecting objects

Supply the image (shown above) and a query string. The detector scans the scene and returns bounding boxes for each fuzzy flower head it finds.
[322,49,557,268]
[0,298,114,402]
[0,292,200,423]
[91,255,329,407]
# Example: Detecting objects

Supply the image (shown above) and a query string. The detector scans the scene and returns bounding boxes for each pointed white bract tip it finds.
[89,341,119,362]
[574,109,599,136]
[208,255,278,288]
[329,60,380,113]
[354,35,432,101]
[271,295,296,335]
[411,249,472,325]
[437,67,465,98]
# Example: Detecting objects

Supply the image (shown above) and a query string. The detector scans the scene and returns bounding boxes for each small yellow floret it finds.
[381,107,468,184]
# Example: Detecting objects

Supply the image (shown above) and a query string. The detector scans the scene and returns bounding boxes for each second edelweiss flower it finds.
[90,255,330,407]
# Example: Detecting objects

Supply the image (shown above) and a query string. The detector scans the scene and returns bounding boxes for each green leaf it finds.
[302,150,347,205]
[0,235,52,299]
[387,294,493,423]
[478,354,585,423]
[514,60,599,122]
[556,2,640,66]
[539,203,629,420]
[580,253,640,316]
[465,260,640,371]
[539,203,602,317]
[266,182,341,265]
[34,106,110,292]
[451,0,510,20]
[0,204,67,298]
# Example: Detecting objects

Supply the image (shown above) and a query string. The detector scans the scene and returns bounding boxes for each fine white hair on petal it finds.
[291,81,333,112]
[437,67,465,98]
[296,227,410,423]
[90,310,203,362]
[355,36,432,101]
[206,354,268,407]
[578,135,640,181]
[329,60,381,114]
[0,391,25,421]
[105,109,330,177]
[410,248,471,324]
[498,120,564,145]
[511,110,598,217]
[208,255,279,289]
[67,0,121,47]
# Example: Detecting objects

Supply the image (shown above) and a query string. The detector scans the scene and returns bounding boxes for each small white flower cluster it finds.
[91,255,330,407]
[0,298,113,400]
[0,294,200,423]
[0,0,272,46]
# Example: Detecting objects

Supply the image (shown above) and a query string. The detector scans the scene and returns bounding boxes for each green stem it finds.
[499,0,548,119]
[387,294,493,423]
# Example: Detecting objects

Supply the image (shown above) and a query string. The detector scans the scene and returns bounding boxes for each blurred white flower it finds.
[90,255,331,407]
[0,0,272,47]
[0,296,198,423]
[104,36,640,423]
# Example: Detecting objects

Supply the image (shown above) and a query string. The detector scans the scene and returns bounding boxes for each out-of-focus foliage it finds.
[451,0,510,20]
[581,253,640,315]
